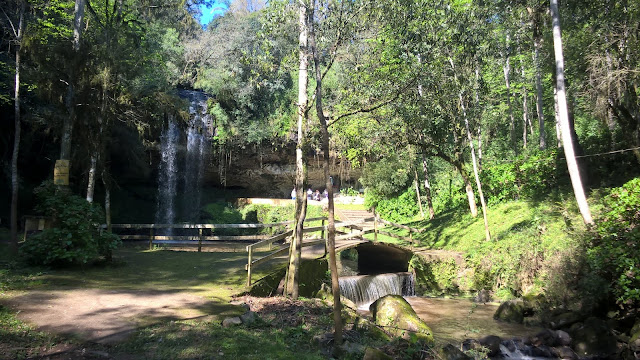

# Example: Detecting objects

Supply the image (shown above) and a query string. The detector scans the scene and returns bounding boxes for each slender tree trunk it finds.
[285,0,310,299]
[61,0,85,168]
[521,60,531,149]
[421,154,435,220]
[86,154,97,202]
[413,167,424,218]
[102,170,112,232]
[309,4,342,347]
[10,1,25,254]
[533,16,547,150]
[549,0,593,225]
[503,34,516,150]
[554,84,562,148]
[477,127,483,171]
[459,93,491,241]
[463,175,478,217]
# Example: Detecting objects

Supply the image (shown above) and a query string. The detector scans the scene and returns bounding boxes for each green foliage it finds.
[20,182,120,267]
[481,150,560,204]
[361,155,412,199]
[588,178,640,307]
[240,204,326,234]
[366,187,419,223]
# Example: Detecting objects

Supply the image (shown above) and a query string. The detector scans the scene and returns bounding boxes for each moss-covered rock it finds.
[370,295,434,345]
[437,344,472,360]
[493,300,525,324]
[363,347,393,360]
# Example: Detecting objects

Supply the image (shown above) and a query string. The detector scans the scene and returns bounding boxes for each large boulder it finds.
[363,347,393,360]
[493,300,525,324]
[370,295,434,345]
[437,344,472,360]
[570,317,617,357]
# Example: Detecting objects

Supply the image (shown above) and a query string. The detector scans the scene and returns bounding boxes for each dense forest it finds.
[2,0,640,356]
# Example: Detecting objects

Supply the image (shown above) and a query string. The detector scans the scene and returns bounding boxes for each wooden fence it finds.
[105,217,326,252]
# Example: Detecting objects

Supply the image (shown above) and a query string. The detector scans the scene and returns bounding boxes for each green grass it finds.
[334,203,367,211]
[116,313,327,360]
[362,197,592,298]
[0,304,65,360]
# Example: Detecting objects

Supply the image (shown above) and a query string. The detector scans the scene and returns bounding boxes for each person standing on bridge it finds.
[291,187,296,200]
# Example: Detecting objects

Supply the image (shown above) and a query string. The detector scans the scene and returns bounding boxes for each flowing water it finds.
[155,117,179,233]
[337,269,541,349]
[405,297,541,346]
[339,272,415,311]
[155,90,212,230]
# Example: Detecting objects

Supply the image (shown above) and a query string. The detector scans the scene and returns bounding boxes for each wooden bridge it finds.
[106,211,430,287]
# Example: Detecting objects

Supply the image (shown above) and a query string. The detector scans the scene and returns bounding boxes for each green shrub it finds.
[239,204,326,234]
[589,178,640,307]
[481,149,560,203]
[365,187,419,223]
[20,182,120,267]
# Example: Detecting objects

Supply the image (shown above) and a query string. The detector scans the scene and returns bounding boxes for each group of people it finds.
[290,187,329,201]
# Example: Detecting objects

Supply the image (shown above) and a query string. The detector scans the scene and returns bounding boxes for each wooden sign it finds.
[54,159,70,185]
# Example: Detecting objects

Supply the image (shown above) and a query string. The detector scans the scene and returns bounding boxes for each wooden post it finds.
[247,246,253,286]
[321,219,325,240]
[198,228,203,252]
[149,227,154,250]
[409,229,413,249]
[373,210,378,242]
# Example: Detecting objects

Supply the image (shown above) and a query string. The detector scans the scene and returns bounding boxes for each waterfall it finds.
[182,91,211,222]
[155,117,179,233]
[155,90,212,231]
[339,272,415,308]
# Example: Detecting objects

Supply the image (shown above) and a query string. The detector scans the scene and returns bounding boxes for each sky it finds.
[199,1,229,26]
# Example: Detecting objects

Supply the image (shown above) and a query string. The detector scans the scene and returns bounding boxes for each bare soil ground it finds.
[4,288,215,344]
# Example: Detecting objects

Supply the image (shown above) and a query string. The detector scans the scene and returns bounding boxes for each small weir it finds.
[339,272,415,309]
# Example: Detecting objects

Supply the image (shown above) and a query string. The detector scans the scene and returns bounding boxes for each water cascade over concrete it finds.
[339,272,415,309]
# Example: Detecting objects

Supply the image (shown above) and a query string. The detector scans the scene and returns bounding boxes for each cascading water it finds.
[339,272,415,310]
[181,91,211,222]
[155,117,180,233]
[155,90,212,231]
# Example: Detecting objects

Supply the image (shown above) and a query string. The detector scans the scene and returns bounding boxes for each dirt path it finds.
[4,288,219,344]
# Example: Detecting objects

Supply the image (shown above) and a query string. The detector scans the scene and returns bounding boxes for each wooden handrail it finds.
[376,217,423,233]
[103,216,327,230]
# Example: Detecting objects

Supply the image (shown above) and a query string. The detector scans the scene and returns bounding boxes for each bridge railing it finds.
[373,216,424,247]
[245,217,376,286]
[104,217,327,252]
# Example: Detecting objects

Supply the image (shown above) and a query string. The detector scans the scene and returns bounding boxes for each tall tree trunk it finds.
[459,93,491,241]
[86,154,97,202]
[522,78,529,149]
[503,34,516,150]
[61,0,85,167]
[463,173,478,217]
[549,0,593,225]
[284,0,310,299]
[554,84,562,148]
[102,170,112,232]
[10,0,25,254]
[309,3,342,348]
[421,154,435,220]
[532,9,547,150]
[413,167,424,218]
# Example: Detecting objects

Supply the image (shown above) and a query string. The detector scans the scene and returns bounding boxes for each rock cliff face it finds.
[203,143,362,197]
